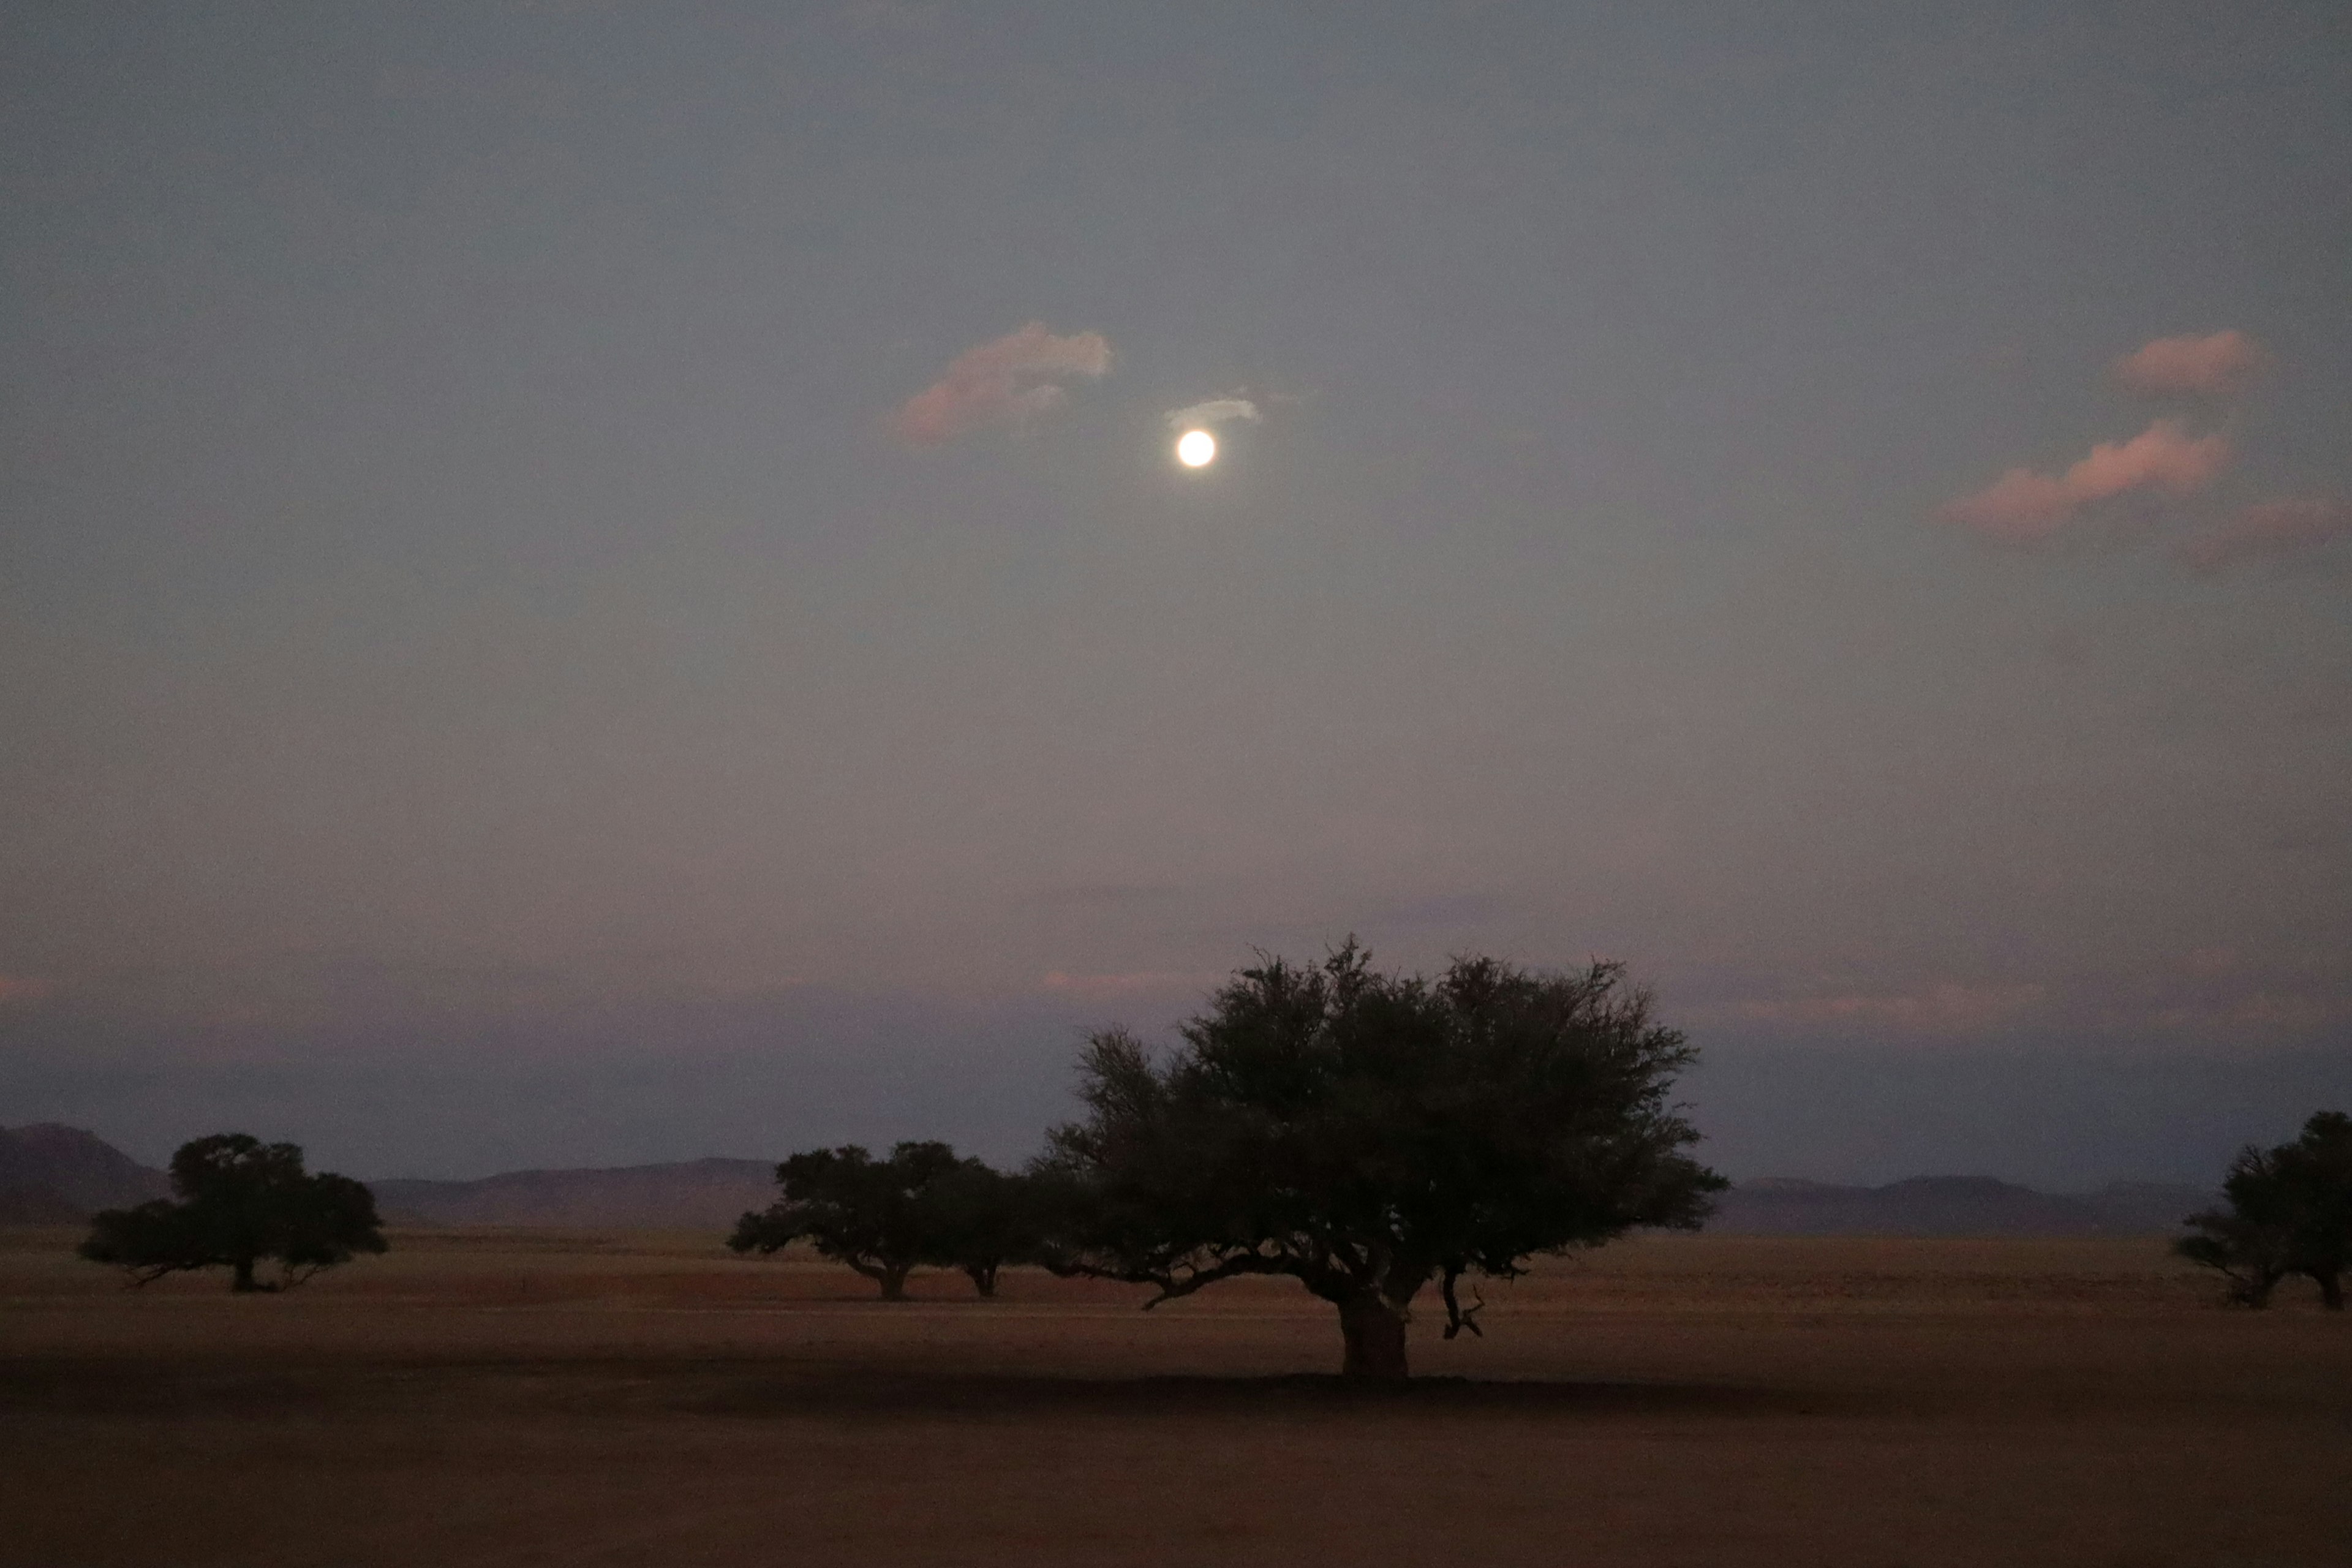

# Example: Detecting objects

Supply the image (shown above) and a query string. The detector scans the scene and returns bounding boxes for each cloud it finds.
[2114,330,2265,398]
[2172,496,2352,574]
[1040,970,1219,1000]
[1165,393,1262,429]
[1707,982,2049,1038]
[1942,418,2232,543]
[891,323,1113,447]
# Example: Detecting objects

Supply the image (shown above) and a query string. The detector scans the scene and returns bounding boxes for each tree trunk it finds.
[2318,1270,2343,1311]
[1338,1294,1409,1379]
[965,1263,999,1298]
[231,1256,258,1294]
[877,1265,910,1301]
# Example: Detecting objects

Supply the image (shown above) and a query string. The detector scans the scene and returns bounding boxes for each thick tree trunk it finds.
[965,1263,998,1298]
[876,1265,910,1301]
[1338,1294,1409,1379]
[2318,1270,2343,1311]
[232,1256,258,1293]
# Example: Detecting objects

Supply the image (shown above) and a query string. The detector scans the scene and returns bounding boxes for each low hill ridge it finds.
[1,1126,2214,1235]
[0,1124,171,1219]
[1705,1174,2212,1237]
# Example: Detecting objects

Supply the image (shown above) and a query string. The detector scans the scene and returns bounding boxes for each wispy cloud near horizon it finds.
[1697,981,2051,1038]
[891,323,1112,447]
[1039,969,1223,1000]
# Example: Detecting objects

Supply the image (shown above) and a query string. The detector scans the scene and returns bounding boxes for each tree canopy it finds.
[922,1158,1037,1298]
[1031,944,1725,1376]
[2177,1110,2351,1309]
[730,1140,1031,1299]
[78,1134,386,1292]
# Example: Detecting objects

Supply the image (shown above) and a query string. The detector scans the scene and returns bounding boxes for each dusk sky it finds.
[4,3,2347,1186]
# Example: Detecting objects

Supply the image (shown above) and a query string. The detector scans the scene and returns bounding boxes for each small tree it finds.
[731,1140,967,1300]
[924,1159,1037,1298]
[79,1134,386,1292]
[2175,1147,2295,1308]
[1033,944,1725,1378]
[2179,1111,2352,1310]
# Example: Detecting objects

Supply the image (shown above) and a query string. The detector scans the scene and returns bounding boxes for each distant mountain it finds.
[1706,1175,2214,1237]
[0,1124,2217,1237]
[0,1124,170,1220]
[370,1158,779,1229]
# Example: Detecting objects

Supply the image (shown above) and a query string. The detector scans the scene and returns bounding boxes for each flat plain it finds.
[4,1226,2347,1567]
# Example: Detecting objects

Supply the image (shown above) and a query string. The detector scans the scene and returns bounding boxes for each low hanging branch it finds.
[1439,1265,1485,1340]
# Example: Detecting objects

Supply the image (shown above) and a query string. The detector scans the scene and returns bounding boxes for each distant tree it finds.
[731,1140,968,1300]
[2174,1148,2296,1308]
[1031,943,1726,1378]
[2178,1112,2352,1310]
[78,1134,386,1292]
[923,1159,1038,1298]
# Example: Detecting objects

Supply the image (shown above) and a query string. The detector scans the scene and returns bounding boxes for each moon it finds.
[1175,428,1216,467]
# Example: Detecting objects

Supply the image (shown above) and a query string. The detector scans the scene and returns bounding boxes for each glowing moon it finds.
[1175,428,1216,467]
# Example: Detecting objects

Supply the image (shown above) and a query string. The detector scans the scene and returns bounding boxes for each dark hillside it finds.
[0,1125,170,1217]
[1708,1176,2213,1236]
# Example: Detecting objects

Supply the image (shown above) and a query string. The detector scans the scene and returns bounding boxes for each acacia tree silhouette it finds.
[731,1140,1028,1299]
[2178,1111,2352,1309]
[1031,943,1725,1378]
[79,1134,385,1293]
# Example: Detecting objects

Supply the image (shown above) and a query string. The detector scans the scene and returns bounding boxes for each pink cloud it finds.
[2113,330,2265,397]
[2172,496,2352,573]
[1942,418,2232,543]
[891,322,1113,447]
[0,974,53,1004]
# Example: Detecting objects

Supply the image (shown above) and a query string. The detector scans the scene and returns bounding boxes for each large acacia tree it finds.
[79,1134,385,1293]
[1033,944,1725,1378]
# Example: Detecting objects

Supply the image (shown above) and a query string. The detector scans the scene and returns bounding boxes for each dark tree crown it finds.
[78,1134,386,1292]
[1033,943,1725,1370]
[2177,1110,2352,1309]
[729,1140,1039,1298]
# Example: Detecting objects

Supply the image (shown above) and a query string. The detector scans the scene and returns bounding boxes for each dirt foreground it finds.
[4,1227,2346,1566]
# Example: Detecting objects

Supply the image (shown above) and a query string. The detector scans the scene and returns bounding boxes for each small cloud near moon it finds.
[1165,393,1261,429]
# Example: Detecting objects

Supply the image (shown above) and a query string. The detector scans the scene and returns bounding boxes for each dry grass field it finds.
[4,1225,2347,1567]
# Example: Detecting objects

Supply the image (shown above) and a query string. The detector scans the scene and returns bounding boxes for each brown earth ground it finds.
[4,1226,2346,1567]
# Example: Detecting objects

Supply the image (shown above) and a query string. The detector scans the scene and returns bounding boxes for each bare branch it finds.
[1141,1250,1292,1310]
[1440,1265,1484,1340]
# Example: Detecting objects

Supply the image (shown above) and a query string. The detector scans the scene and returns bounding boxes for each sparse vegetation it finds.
[729,1140,1034,1298]
[13,1228,2350,1566]
[78,1134,386,1292]
[2176,1110,2351,1309]
[1029,943,1726,1377]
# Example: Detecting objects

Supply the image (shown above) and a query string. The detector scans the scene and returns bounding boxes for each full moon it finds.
[1175,428,1216,467]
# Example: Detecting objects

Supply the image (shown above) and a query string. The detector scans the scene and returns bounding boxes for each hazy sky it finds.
[4,3,2347,1183]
